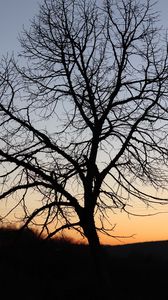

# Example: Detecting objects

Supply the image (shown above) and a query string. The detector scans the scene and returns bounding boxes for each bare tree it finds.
[0,0,168,272]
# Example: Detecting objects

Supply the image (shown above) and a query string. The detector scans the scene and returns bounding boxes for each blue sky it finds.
[0,0,167,58]
[156,0,168,27]
[0,0,41,56]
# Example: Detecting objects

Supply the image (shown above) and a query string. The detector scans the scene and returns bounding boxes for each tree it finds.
[0,0,168,278]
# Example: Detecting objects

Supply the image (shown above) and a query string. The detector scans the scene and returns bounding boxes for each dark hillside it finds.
[0,227,168,299]
[107,239,168,260]
[105,241,168,299]
[0,227,93,300]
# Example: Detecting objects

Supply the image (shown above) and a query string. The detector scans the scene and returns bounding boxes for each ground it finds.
[0,227,168,299]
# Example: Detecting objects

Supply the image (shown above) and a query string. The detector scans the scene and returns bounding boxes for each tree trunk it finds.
[81,212,112,299]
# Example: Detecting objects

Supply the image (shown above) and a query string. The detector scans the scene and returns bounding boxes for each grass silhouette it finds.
[0,226,168,299]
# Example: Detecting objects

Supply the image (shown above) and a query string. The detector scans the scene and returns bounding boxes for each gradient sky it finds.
[0,0,168,245]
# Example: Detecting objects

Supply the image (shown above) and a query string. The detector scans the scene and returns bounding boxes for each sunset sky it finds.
[0,0,168,245]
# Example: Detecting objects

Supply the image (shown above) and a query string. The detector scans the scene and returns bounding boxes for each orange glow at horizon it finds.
[60,208,168,246]
[1,188,168,246]
[2,209,168,246]
[97,207,168,246]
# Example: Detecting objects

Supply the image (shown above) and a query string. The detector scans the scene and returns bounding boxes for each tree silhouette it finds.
[0,0,168,276]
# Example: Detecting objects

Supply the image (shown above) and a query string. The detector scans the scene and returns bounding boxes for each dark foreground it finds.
[0,227,168,300]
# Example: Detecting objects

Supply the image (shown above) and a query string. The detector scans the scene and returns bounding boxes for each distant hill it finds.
[107,240,168,261]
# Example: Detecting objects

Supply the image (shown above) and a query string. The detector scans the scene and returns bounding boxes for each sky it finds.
[0,0,168,245]
[0,0,41,56]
